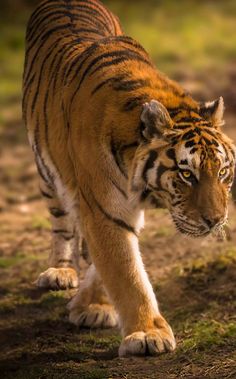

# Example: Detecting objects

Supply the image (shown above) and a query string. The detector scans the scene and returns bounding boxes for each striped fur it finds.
[23,0,235,357]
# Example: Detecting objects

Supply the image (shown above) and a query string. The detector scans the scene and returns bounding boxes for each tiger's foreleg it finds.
[37,179,79,290]
[70,190,176,356]
[68,264,118,328]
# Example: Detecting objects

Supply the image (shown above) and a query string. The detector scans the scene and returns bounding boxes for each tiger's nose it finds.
[202,216,222,229]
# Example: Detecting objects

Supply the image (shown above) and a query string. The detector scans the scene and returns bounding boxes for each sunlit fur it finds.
[23,0,235,357]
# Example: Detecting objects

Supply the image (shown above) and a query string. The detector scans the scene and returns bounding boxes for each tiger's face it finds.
[131,98,235,237]
[156,130,235,237]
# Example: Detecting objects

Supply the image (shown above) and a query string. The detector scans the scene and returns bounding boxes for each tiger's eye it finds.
[219,168,226,177]
[182,170,191,178]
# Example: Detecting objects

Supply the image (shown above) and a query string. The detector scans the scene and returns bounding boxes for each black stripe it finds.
[40,188,53,199]
[34,116,55,187]
[24,34,62,88]
[27,12,73,41]
[28,8,111,41]
[74,13,111,34]
[91,77,114,95]
[120,142,139,151]
[166,148,176,163]
[74,7,113,34]
[84,0,116,32]
[58,259,73,264]
[28,2,110,35]
[113,36,149,55]
[22,73,36,118]
[25,31,72,86]
[185,140,195,148]
[52,229,70,234]
[123,95,148,112]
[49,207,68,218]
[140,189,151,202]
[176,117,201,123]
[111,141,128,178]
[63,38,101,83]
[113,78,150,92]
[94,198,136,235]
[26,1,61,32]
[75,49,151,93]
[168,109,182,117]
[88,53,152,81]
[73,2,111,27]
[51,39,85,93]
[182,130,195,141]
[65,35,149,85]
[53,230,74,241]
[91,75,126,95]
[156,164,168,189]
[42,73,63,182]
[72,27,105,37]
[109,177,127,199]
[31,39,64,115]
[26,23,73,57]
[142,150,158,182]
[190,147,198,154]
[35,157,51,186]
[79,187,94,215]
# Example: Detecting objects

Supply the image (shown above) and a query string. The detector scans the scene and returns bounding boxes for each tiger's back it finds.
[23,0,123,196]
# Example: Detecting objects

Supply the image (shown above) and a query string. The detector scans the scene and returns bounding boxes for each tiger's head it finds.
[131,98,235,237]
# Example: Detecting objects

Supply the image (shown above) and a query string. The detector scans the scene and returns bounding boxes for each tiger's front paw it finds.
[36,267,79,290]
[119,318,176,357]
[68,303,118,329]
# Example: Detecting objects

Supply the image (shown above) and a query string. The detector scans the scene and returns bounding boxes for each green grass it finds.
[181,320,236,352]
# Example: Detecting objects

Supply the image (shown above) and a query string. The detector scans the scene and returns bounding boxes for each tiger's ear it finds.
[140,100,173,140]
[199,96,225,128]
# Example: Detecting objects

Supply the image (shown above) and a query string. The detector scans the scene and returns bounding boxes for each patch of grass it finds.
[181,320,236,352]
[88,334,121,350]
[39,291,67,308]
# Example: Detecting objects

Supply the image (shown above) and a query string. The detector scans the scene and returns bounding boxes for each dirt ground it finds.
[0,101,236,379]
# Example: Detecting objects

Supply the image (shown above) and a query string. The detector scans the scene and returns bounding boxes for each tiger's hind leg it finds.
[37,179,79,290]
[68,264,118,328]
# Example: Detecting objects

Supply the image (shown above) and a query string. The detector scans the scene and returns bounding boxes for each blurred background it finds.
[0,1,236,378]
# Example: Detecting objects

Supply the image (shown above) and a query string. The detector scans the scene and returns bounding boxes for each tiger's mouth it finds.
[172,215,211,238]
[171,214,227,238]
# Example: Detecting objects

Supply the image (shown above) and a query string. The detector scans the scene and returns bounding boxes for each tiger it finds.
[23,0,235,357]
